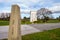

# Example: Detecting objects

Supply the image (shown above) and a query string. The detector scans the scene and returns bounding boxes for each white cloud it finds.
[0,7,11,13]
[0,0,54,13]
[0,0,10,2]
[48,3,60,12]
[49,6,60,12]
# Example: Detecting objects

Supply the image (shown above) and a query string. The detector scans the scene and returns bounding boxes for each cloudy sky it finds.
[0,0,60,18]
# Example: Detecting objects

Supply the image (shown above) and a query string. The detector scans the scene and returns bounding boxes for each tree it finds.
[24,17,27,19]
[57,16,60,21]
[43,16,50,22]
[6,13,10,21]
[0,13,10,21]
[22,17,27,24]
[1,13,5,20]
[37,8,52,22]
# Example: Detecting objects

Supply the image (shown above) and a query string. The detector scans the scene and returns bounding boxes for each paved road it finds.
[0,25,40,39]
[0,23,60,39]
[29,23,60,31]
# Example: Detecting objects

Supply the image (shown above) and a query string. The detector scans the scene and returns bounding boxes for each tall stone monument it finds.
[30,11,37,22]
[8,5,21,40]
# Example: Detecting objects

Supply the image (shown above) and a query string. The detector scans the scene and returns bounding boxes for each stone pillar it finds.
[8,5,21,40]
[30,11,37,22]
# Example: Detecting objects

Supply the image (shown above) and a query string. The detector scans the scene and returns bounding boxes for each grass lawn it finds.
[2,28,60,40]
[47,20,60,23]
[34,19,60,23]
[0,20,9,26]
[22,28,60,40]
[0,19,60,26]
[0,20,31,26]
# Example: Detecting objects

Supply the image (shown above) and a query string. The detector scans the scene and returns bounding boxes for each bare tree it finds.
[1,13,5,18]
[37,8,52,22]
[6,13,10,21]
[0,13,6,20]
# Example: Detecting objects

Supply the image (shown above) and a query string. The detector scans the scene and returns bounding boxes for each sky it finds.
[0,0,60,18]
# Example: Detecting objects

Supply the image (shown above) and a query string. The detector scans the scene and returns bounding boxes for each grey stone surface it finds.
[8,5,21,40]
[29,23,60,31]
[0,25,40,39]
[0,23,60,39]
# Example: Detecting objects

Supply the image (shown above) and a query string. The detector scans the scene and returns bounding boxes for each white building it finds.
[30,11,37,22]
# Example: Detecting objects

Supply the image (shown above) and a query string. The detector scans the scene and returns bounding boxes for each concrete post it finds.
[8,5,21,40]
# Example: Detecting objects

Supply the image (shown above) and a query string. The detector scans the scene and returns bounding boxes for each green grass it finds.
[33,19,60,23]
[47,20,60,23]
[0,20,9,26]
[0,20,31,26]
[22,28,60,40]
[2,28,60,40]
[0,19,60,26]
[21,20,32,24]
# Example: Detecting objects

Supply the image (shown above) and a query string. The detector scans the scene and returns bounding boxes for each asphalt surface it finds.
[29,23,60,31]
[0,23,60,39]
[0,25,40,39]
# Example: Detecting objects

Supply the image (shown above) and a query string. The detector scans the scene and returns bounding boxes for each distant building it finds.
[30,11,37,22]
